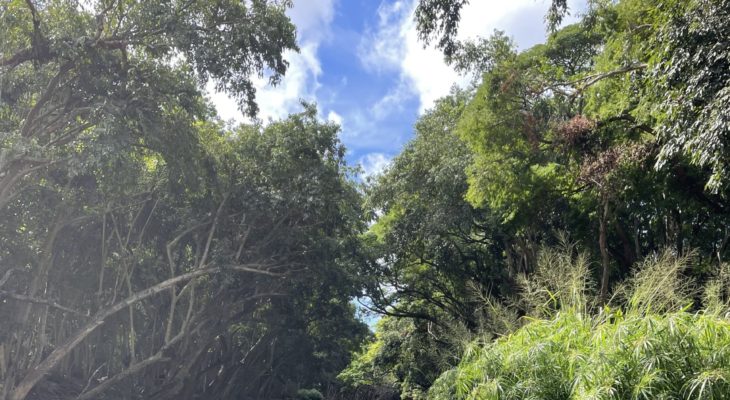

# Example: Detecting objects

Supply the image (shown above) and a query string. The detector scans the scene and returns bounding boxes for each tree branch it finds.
[9,262,283,400]
[0,48,36,69]
[0,290,87,317]
[20,62,74,138]
[571,63,647,96]
[0,268,23,288]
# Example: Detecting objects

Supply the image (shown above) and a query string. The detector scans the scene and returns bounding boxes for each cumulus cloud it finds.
[289,0,336,42]
[358,1,410,75]
[327,110,343,126]
[359,0,585,115]
[209,0,337,123]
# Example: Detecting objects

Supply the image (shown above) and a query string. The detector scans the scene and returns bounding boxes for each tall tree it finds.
[0,0,297,208]
[0,104,368,400]
[0,2,302,398]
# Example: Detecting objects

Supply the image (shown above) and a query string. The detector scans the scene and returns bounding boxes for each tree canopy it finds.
[0,2,367,399]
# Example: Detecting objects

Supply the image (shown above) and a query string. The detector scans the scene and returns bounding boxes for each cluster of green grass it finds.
[430,310,730,399]
[429,248,730,399]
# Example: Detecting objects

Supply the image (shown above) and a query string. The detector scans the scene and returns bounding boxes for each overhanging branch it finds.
[9,262,285,400]
[0,290,88,317]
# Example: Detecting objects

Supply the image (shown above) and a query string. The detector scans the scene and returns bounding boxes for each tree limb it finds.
[9,262,283,400]
[0,48,37,69]
[572,63,647,96]
[20,62,74,138]
[0,290,87,317]
[0,268,23,288]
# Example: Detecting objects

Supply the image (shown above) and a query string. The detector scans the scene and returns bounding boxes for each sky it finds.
[211,0,586,177]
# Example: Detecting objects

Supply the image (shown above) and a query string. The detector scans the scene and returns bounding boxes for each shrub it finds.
[430,250,730,399]
[431,309,730,399]
[296,388,324,400]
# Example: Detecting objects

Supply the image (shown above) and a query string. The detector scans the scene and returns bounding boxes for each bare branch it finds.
[571,63,647,96]
[198,193,229,270]
[0,290,88,317]
[9,262,284,400]
[20,62,74,138]
[228,264,286,277]
[79,362,106,395]
[0,268,23,288]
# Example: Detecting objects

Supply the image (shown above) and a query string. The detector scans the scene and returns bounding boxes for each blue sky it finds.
[211,0,585,176]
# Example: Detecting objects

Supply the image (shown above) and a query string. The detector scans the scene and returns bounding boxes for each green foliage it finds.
[455,28,583,225]
[0,95,368,399]
[362,90,512,326]
[517,239,595,318]
[651,0,730,192]
[447,30,515,78]
[432,310,730,400]
[350,4,730,395]
[414,0,470,57]
[296,388,324,400]
[414,0,571,58]
[340,315,471,400]
[338,318,401,391]
[351,91,522,398]
[0,0,298,213]
[4,0,730,399]
[430,251,730,400]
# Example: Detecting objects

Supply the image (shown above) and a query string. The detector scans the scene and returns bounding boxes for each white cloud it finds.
[360,0,586,115]
[252,43,322,122]
[370,79,412,119]
[327,110,343,126]
[339,109,371,140]
[359,153,392,177]
[209,0,337,123]
[288,0,336,42]
[358,1,409,75]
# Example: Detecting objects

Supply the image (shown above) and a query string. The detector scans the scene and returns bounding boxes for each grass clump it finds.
[429,248,730,400]
[295,388,324,400]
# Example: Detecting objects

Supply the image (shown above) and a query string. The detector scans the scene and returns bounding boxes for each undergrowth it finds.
[429,246,730,399]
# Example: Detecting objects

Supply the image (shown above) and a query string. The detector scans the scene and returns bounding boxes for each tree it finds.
[340,315,466,399]
[0,92,368,400]
[651,0,730,192]
[349,92,516,396]
[346,1,730,397]
[0,2,344,399]
[452,4,730,299]
[363,91,504,321]
[0,0,297,208]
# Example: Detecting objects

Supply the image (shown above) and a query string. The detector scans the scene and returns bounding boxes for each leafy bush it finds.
[296,388,324,400]
[430,250,730,399]
[430,310,730,399]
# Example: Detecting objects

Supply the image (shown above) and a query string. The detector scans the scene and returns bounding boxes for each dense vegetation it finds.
[428,248,730,399]
[342,0,730,398]
[0,1,362,399]
[0,0,728,399]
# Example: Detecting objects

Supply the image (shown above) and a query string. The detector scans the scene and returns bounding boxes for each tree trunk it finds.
[8,264,280,400]
[599,199,610,302]
[613,219,636,270]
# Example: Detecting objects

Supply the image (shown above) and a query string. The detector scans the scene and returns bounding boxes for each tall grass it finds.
[517,239,594,317]
[429,248,730,400]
